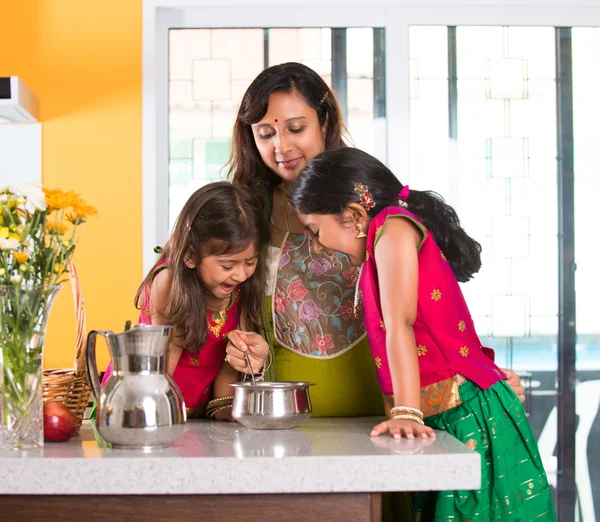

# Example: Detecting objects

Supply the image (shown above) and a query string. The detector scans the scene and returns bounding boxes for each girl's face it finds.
[251,91,327,184]
[196,243,259,300]
[298,211,368,267]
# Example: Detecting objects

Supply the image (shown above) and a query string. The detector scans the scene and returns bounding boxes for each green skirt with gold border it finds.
[413,379,556,522]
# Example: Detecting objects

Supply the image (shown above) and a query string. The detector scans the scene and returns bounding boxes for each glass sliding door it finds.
[409,24,598,520]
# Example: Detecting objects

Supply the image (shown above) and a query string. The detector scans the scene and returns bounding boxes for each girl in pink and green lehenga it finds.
[290,147,556,522]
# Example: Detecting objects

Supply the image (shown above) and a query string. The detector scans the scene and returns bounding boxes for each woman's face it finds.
[251,91,327,184]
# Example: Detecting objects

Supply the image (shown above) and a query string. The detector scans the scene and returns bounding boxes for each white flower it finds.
[7,181,47,213]
[0,238,20,250]
[0,194,7,202]
[10,274,22,285]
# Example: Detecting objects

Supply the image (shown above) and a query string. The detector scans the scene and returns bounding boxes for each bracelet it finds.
[206,397,234,416]
[390,406,424,418]
[390,414,425,425]
[206,404,233,419]
[263,349,273,373]
[206,396,234,409]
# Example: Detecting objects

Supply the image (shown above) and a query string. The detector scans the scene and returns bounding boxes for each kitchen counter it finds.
[0,418,480,522]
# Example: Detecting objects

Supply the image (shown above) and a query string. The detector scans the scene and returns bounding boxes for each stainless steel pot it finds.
[230,381,315,430]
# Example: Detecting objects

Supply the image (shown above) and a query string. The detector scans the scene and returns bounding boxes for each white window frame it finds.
[143,0,600,273]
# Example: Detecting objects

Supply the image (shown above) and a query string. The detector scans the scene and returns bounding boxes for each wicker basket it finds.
[42,261,91,433]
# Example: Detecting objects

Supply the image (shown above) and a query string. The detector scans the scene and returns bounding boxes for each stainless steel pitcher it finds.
[86,325,185,449]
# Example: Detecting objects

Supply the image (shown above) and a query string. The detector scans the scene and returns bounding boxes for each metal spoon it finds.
[244,351,256,385]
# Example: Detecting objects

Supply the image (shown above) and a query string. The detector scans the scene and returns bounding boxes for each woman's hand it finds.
[501,368,525,403]
[225,330,269,374]
[370,418,436,440]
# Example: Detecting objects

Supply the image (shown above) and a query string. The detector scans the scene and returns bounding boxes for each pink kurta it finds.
[359,206,505,417]
[102,260,238,410]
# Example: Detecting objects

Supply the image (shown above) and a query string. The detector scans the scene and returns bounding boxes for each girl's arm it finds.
[370,217,435,440]
[149,269,183,375]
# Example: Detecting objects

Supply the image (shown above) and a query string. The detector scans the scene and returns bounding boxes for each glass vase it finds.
[0,285,60,450]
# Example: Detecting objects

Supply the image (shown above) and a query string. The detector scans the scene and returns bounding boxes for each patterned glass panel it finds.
[169,27,386,231]
[409,26,558,415]
[573,27,600,519]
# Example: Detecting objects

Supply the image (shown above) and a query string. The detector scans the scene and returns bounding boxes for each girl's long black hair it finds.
[290,148,482,283]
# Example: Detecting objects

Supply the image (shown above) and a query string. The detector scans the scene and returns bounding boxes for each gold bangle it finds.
[390,406,423,418]
[206,404,232,419]
[261,349,273,374]
[206,397,234,414]
[391,414,425,425]
[206,396,234,409]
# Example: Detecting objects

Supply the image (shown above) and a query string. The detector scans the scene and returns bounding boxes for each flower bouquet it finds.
[0,182,96,450]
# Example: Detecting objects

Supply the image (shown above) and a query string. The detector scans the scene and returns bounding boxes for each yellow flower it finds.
[66,204,98,224]
[431,289,442,301]
[13,251,30,263]
[460,346,469,357]
[53,262,66,274]
[44,188,75,210]
[46,220,69,235]
[417,344,427,356]
[458,320,466,332]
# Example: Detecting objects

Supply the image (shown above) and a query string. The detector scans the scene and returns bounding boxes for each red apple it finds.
[43,402,78,442]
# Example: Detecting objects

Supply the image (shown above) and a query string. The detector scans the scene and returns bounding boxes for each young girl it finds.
[290,148,556,521]
[101,182,271,420]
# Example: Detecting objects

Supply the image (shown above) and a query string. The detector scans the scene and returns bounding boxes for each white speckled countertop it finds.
[0,418,480,495]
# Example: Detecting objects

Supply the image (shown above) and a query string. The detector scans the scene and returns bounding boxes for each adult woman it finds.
[225,62,525,413]
[227,62,383,417]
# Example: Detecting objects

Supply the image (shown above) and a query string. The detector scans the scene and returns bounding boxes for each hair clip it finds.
[398,185,410,202]
[354,183,375,211]
[319,91,329,105]
[185,217,192,231]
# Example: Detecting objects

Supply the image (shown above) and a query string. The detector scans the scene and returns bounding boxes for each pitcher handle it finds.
[86,330,108,401]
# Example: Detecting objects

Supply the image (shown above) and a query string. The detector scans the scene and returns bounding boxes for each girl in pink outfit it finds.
[101,182,270,419]
[290,148,555,521]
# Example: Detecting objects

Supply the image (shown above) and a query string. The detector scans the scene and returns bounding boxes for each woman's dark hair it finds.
[135,182,270,352]
[228,62,348,188]
[290,148,482,283]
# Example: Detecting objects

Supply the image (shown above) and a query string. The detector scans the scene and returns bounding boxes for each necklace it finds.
[208,308,227,338]
[353,264,364,318]
[280,187,291,233]
[206,292,234,338]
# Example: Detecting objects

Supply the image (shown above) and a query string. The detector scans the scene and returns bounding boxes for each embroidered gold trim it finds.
[460,346,469,357]
[458,320,466,331]
[431,289,442,301]
[208,309,227,338]
[420,376,462,418]
[417,344,427,356]
[374,357,382,369]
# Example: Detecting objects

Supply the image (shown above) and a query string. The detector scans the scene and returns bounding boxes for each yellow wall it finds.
[0,1,142,369]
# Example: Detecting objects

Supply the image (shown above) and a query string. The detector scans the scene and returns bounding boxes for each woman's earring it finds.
[355,226,367,239]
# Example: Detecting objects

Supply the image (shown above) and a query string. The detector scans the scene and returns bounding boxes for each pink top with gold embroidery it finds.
[102,260,238,409]
[359,207,505,402]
